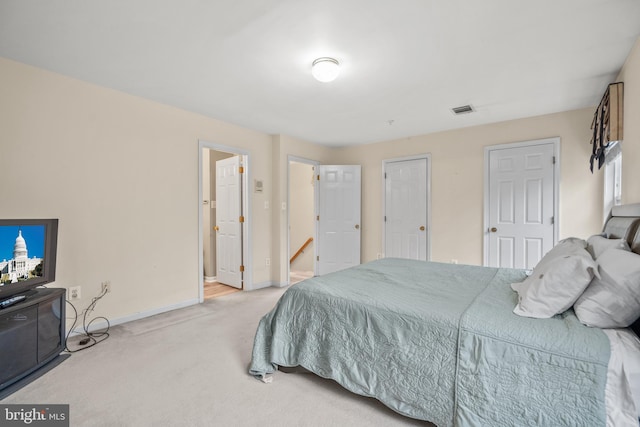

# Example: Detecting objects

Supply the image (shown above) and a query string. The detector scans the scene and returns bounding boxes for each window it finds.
[603,141,622,222]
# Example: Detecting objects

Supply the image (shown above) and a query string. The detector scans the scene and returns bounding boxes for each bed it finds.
[250,204,640,426]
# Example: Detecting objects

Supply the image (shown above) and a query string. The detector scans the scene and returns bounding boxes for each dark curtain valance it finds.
[590,82,624,172]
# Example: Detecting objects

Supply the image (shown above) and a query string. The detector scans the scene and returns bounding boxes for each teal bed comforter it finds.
[249,258,610,426]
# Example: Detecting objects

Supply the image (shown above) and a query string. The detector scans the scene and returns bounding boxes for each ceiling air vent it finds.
[451,105,474,115]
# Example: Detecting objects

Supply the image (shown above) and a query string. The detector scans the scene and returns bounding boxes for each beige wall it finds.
[289,162,315,272]
[3,37,637,325]
[617,37,640,204]
[202,150,212,279]
[335,108,602,266]
[0,57,274,323]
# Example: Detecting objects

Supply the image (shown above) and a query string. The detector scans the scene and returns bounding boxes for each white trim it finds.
[483,137,560,266]
[255,280,283,289]
[381,154,432,261]
[198,140,253,303]
[287,156,320,284]
[67,298,199,336]
[68,277,281,336]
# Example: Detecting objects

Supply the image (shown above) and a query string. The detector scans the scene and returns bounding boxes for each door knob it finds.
[355,224,360,229]
[419,226,425,231]
[490,227,497,233]
[214,226,219,231]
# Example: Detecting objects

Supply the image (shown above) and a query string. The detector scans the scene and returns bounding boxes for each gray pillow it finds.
[512,238,597,319]
[574,248,640,328]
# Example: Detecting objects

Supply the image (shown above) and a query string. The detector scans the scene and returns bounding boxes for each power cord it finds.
[64,287,110,353]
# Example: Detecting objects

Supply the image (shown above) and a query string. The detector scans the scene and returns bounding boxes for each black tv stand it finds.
[0,287,66,393]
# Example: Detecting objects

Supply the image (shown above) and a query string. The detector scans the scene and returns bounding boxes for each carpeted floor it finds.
[1,286,431,426]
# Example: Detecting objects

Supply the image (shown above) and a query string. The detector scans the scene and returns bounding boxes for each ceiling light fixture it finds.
[312,57,340,82]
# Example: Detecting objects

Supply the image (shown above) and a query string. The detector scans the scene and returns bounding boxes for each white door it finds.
[215,156,243,288]
[384,158,429,260]
[486,142,556,269]
[317,165,361,275]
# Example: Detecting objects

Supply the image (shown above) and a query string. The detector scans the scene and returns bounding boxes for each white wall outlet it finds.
[451,259,458,264]
[69,286,81,300]
[377,253,382,259]
[265,258,271,266]
[101,281,111,293]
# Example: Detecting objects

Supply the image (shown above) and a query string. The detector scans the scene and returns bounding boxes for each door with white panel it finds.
[384,157,429,260]
[486,141,556,269]
[317,165,361,275]
[215,156,243,288]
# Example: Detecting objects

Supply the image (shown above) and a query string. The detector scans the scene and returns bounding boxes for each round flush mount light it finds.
[312,57,340,82]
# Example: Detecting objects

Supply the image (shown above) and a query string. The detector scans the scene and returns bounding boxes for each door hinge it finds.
[551,216,555,225]
[317,256,319,261]
[384,216,387,222]
[239,166,244,173]
[317,215,320,221]
[240,265,245,272]
[552,156,556,165]
[239,215,245,223]
[384,172,387,179]
[317,174,320,181]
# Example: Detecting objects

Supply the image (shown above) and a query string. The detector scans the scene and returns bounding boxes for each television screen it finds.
[0,219,58,302]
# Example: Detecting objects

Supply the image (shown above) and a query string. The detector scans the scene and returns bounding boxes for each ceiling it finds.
[1,1,639,147]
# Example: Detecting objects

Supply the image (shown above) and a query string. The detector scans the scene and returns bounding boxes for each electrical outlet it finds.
[451,259,458,264]
[101,281,111,293]
[265,258,271,266]
[69,286,81,300]
[377,253,382,259]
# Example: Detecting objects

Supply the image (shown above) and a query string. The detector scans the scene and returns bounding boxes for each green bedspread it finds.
[249,258,610,426]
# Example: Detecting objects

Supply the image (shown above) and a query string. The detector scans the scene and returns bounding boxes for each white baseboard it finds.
[67,298,199,336]
[246,280,279,291]
[67,281,288,336]
[204,276,216,283]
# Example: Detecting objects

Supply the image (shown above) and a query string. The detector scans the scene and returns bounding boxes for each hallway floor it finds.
[204,281,241,299]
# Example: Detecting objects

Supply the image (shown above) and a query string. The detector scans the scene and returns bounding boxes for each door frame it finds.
[198,140,252,302]
[382,154,432,260]
[483,137,560,267]
[287,156,319,282]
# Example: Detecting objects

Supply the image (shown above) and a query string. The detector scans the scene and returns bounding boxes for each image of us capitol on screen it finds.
[0,225,45,285]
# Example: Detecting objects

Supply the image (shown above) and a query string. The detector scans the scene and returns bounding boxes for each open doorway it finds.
[198,141,251,302]
[288,157,318,285]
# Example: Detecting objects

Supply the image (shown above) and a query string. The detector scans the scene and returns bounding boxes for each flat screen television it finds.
[0,219,58,302]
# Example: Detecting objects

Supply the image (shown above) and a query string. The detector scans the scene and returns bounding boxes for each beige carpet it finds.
[1,286,431,426]
[290,270,314,285]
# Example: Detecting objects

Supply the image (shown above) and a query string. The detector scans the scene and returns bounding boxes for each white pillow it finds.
[526,237,588,271]
[587,234,630,259]
[574,248,640,328]
[617,329,640,418]
[512,239,598,319]
[602,329,638,426]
